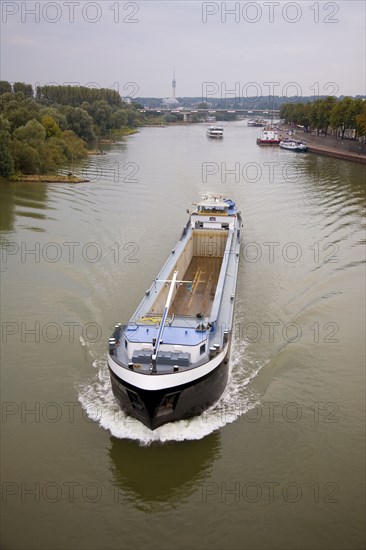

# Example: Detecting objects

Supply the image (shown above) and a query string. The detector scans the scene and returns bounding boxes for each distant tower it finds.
[172,70,176,98]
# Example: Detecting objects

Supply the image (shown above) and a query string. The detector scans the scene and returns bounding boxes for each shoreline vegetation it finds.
[279,97,366,163]
[280,97,366,141]
[1,82,365,181]
[9,174,90,183]
[0,82,144,182]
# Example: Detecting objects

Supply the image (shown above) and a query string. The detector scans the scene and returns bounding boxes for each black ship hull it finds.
[108,352,230,430]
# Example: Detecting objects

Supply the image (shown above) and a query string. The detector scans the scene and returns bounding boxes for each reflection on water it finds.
[300,156,366,214]
[0,183,16,234]
[0,181,50,236]
[109,432,221,510]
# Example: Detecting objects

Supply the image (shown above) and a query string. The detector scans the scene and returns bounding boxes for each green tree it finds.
[355,102,366,136]
[301,103,312,130]
[280,103,290,121]
[41,115,62,138]
[330,97,353,138]
[12,119,46,174]
[62,106,96,141]
[0,81,145,175]
[61,130,88,160]
[111,109,128,129]
[0,93,41,132]
[14,119,46,148]
[310,100,321,134]
[11,141,41,174]
[164,114,178,123]
[90,100,113,135]
[312,97,337,136]
[36,85,122,108]
[348,98,364,137]
[13,82,33,99]
[0,116,14,177]
[0,81,12,95]
[39,107,67,130]
[126,107,142,127]
[40,139,65,172]
[191,113,201,123]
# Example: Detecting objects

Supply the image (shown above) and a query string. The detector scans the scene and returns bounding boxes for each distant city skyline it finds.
[2,1,365,98]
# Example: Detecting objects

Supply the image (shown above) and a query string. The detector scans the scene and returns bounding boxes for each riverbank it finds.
[88,150,106,155]
[97,128,139,144]
[8,174,90,183]
[278,126,366,164]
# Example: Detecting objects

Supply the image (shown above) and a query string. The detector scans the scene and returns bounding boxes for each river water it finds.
[1,122,365,550]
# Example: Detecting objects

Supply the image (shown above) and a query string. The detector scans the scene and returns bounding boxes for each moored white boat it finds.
[247,119,265,127]
[256,128,280,145]
[108,194,242,430]
[279,139,308,152]
[207,126,223,138]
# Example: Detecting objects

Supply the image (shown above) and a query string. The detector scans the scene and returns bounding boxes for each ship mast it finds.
[151,271,192,372]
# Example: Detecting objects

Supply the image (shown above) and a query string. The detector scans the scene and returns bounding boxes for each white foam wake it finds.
[78,340,263,445]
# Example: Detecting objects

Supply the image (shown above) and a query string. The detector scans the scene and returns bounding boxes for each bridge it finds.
[139,108,281,122]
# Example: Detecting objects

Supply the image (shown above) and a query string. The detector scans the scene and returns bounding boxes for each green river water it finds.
[1,122,365,550]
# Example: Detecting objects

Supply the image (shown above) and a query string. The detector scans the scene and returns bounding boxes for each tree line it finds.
[280,97,366,139]
[0,81,144,178]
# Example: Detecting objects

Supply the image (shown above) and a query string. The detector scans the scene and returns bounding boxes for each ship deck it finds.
[169,256,222,317]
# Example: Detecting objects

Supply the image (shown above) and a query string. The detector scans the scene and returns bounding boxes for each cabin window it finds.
[222,223,229,229]
[200,343,206,355]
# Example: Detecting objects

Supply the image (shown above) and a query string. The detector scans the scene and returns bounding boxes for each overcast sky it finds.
[1,1,365,99]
